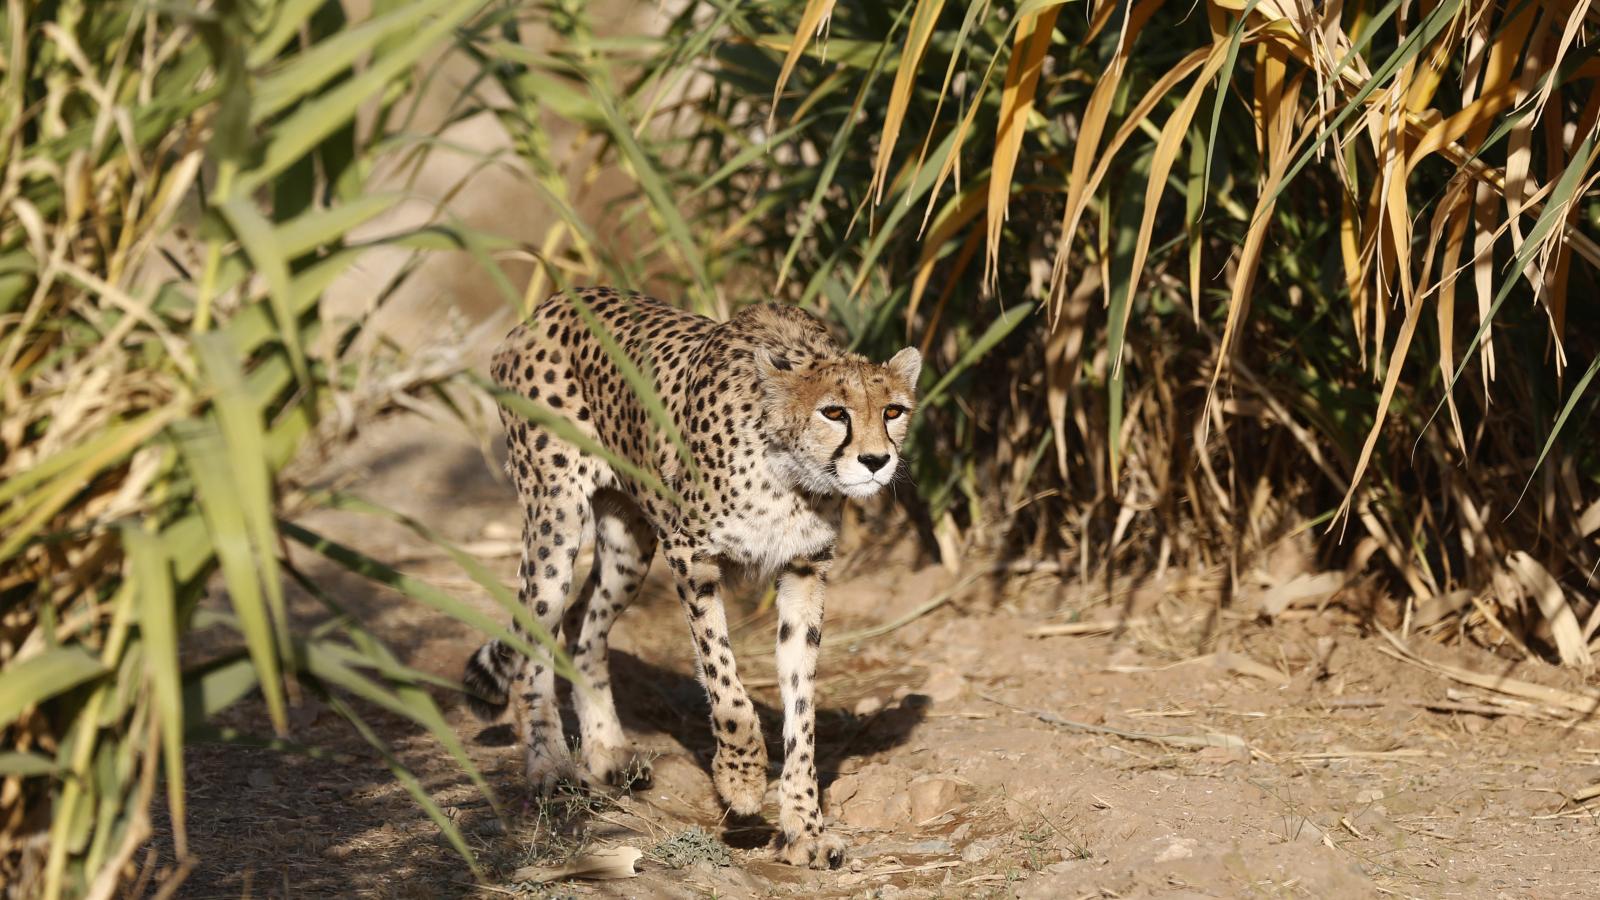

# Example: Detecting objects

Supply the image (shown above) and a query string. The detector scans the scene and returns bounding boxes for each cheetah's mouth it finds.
[838,478,886,499]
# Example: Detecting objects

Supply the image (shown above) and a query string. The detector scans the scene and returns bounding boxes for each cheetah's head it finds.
[756,346,922,499]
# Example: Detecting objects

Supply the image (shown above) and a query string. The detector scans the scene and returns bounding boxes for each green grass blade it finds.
[252,2,445,122]
[589,84,716,314]
[122,522,185,856]
[0,751,58,777]
[217,200,310,394]
[0,646,105,731]
[0,408,178,561]
[171,416,289,734]
[569,292,703,489]
[276,193,402,258]
[193,334,295,650]
[278,565,504,820]
[315,493,570,672]
[279,519,553,664]
[237,0,480,193]
[478,375,690,510]
[1511,353,1600,514]
[180,653,261,725]
[249,0,337,67]
[326,694,483,879]
[920,301,1038,409]
[1201,0,1263,201]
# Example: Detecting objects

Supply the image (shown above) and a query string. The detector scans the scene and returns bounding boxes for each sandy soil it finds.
[151,412,1600,900]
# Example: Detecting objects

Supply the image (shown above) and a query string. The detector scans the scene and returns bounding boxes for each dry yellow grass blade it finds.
[1045,266,1101,481]
[1336,302,1426,533]
[1203,49,1302,432]
[908,181,988,332]
[1048,0,1164,324]
[984,4,1062,290]
[1114,40,1234,375]
[1049,61,1122,320]
[1502,13,1547,277]
[768,0,838,129]
[1424,41,1523,427]
[1470,184,1499,387]
[1506,551,1593,669]
[1458,1,1535,386]
[1048,42,1213,319]
[1083,0,1122,44]
[869,0,947,206]
[916,228,983,358]
[917,19,1013,238]
[1381,112,1417,360]
[1431,178,1474,447]
[1376,627,1600,716]
[1340,191,1366,351]
[1545,89,1600,340]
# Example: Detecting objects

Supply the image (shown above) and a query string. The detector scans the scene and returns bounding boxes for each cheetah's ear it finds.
[754,347,798,381]
[885,347,922,391]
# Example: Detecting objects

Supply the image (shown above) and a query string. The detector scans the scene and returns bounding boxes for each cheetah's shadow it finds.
[472,649,928,849]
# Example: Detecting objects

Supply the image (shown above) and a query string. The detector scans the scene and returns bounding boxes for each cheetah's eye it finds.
[883,405,907,421]
[820,406,848,421]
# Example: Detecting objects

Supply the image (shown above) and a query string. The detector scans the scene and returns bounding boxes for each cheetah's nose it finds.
[858,454,890,473]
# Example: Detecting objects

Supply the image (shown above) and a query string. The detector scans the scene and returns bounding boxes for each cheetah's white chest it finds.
[713,497,835,575]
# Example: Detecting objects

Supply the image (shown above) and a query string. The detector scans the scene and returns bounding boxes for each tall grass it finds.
[469,0,1599,663]
[0,2,565,895]
[752,0,1600,659]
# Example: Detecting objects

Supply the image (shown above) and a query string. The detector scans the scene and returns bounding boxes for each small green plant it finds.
[649,826,733,870]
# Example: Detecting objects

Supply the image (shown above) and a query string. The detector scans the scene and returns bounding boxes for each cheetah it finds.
[463,287,920,868]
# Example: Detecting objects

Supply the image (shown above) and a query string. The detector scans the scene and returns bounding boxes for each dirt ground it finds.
[152,411,1600,900]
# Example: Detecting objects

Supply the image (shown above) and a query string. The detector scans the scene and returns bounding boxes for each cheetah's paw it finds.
[524,742,590,796]
[583,743,653,789]
[774,828,847,869]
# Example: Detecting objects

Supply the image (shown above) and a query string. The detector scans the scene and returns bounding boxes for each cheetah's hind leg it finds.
[562,490,656,789]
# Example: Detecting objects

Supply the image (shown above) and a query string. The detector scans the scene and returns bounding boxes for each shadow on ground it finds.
[150,630,926,897]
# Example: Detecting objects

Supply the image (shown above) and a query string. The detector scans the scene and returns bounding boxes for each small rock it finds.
[247,768,275,791]
[855,696,885,716]
[1151,835,1198,863]
[826,764,913,828]
[920,667,969,703]
[1075,707,1106,726]
[1196,743,1251,766]
[1044,859,1089,875]
[1354,788,1385,804]
[907,775,964,822]
[1098,745,1128,762]
[1289,817,1334,845]
[961,838,1000,863]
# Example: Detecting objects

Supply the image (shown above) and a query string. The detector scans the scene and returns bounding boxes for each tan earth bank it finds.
[155,412,1600,899]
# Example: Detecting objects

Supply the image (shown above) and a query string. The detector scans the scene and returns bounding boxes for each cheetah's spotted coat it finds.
[464,288,920,868]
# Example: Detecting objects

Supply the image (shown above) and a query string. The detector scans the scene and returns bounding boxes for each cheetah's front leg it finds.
[772,549,846,869]
[664,542,768,815]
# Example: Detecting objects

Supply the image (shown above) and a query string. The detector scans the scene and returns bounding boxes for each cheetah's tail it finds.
[462,640,518,721]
